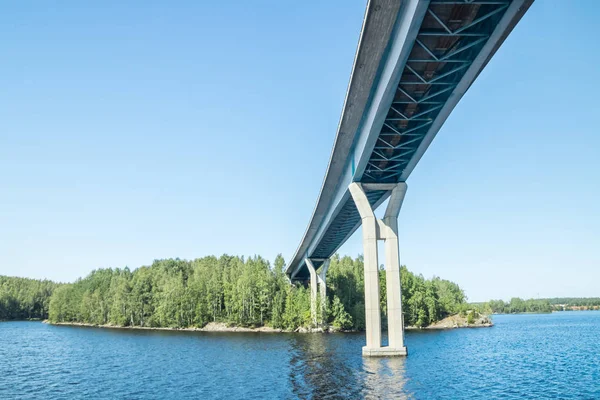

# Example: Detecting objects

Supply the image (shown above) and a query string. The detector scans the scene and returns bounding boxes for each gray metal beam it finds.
[287,0,535,278]
[399,0,533,181]
[285,0,408,277]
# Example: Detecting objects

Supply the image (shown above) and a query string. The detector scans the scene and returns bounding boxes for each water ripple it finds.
[1,312,599,399]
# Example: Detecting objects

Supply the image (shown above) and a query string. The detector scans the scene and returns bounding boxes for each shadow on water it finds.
[361,356,412,399]
[288,333,412,399]
[288,333,360,399]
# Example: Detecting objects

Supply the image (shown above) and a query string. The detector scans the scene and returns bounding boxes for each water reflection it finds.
[288,333,362,399]
[5,314,599,399]
[361,357,412,399]
[288,333,411,399]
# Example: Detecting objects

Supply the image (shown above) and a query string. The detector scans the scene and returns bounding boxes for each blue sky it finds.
[1,1,598,302]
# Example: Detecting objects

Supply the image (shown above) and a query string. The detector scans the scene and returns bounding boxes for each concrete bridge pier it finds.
[349,182,408,357]
[305,258,330,327]
[317,259,330,324]
[305,258,318,326]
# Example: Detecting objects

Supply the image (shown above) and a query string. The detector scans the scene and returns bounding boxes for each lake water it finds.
[1,312,599,399]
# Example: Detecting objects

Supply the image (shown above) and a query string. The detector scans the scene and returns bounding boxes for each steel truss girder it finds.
[372,148,415,162]
[366,0,513,183]
[389,103,443,121]
[366,161,407,173]
[382,120,433,137]
[431,1,509,4]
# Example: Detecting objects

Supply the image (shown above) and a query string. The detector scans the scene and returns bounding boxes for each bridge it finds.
[286,0,534,356]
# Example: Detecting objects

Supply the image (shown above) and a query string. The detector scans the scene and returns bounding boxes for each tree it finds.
[38,254,470,331]
[331,296,353,330]
[0,276,60,320]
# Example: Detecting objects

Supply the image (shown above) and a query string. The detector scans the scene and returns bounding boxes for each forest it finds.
[0,276,59,320]
[485,297,600,314]
[42,254,467,330]
[545,298,600,307]
[486,298,553,314]
[5,258,598,328]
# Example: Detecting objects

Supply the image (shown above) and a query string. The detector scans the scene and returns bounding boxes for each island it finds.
[3,255,596,333]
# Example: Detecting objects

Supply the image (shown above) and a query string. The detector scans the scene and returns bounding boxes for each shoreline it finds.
[0,318,43,322]
[407,314,493,330]
[492,311,552,315]
[44,321,288,333]
[406,323,493,330]
[44,315,493,333]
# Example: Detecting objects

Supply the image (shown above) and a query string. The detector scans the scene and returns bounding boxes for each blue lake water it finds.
[1,312,599,399]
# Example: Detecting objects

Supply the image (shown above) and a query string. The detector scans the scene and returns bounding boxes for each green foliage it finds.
[432,277,465,315]
[327,256,467,328]
[545,298,600,310]
[282,285,311,330]
[13,254,599,331]
[327,255,365,328]
[0,276,60,320]
[351,302,366,331]
[42,253,469,331]
[467,311,475,324]
[545,297,600,306]
[330,296,353,330]
[398,266,466,327]
[47,256,291,329]
[485,298,552,314]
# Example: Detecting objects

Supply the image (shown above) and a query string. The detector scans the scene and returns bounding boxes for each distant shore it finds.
[492,311,552,315]
[0,318,42,322]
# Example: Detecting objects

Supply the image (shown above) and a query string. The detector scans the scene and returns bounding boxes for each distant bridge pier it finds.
[305,258,330,326]
[349,182,408,357]
[317,260,330,322]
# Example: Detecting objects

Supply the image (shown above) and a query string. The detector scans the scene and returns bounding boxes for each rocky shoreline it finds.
[45,321,287,333]
[44,313,492,333]
[407,314,493,330]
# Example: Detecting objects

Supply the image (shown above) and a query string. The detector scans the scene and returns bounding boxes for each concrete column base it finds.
[305,258,318,326]
[362,346,408,357]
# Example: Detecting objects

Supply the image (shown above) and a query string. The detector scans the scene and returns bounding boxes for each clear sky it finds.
[1,1,598,302]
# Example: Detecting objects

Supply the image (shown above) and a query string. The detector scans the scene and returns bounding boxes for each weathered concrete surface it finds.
[317,260,330,323]
[285,0,404,278]
[305,258,318,326]
[350,182,408,357]
[349,182,383,351]
[362,346,408,357]
[382,183,407,350]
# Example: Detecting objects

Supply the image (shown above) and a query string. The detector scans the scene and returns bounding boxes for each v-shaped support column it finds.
[382,184,407,352]
[349,182,408,357]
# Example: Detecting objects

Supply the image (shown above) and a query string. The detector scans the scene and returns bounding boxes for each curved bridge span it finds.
[286,0,533,356]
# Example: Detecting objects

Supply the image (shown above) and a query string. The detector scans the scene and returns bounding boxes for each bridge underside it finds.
[288,0,532,281]
[365,0,515,183]
[291,189,387,281]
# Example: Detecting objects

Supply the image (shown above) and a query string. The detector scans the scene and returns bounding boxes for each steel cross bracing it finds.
[364,0,513,183]
[286,0,533,281]
[309,189,387,262]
